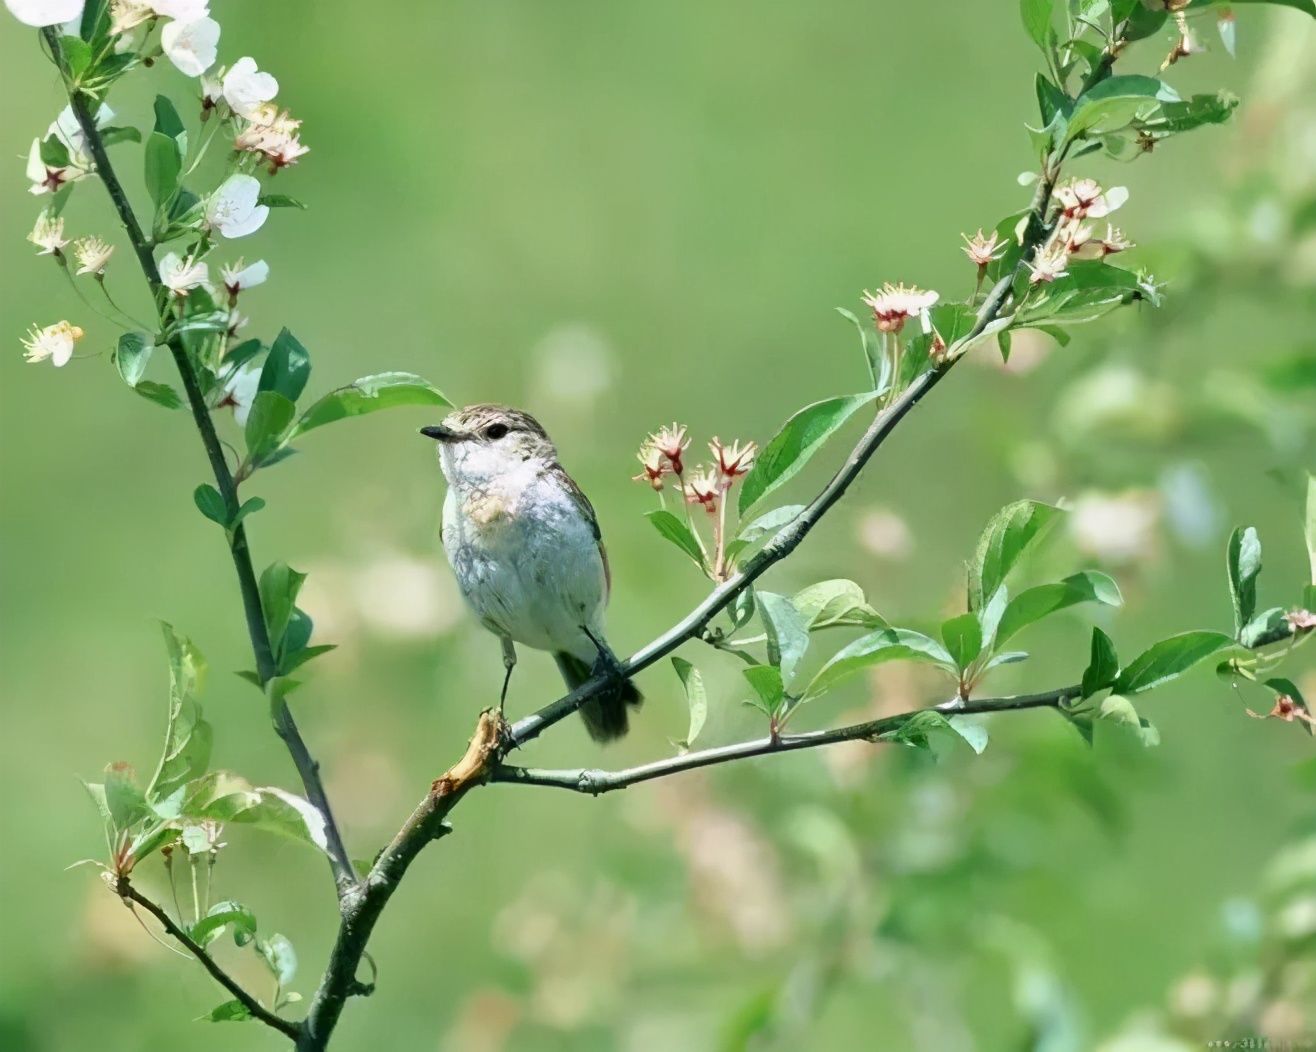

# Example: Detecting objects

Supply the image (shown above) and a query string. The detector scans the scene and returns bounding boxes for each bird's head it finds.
[421,404,558,487]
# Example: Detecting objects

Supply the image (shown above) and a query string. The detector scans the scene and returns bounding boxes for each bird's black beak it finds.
[420,424,461,443]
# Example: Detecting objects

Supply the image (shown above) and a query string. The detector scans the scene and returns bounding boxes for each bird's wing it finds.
[546,462,610,598]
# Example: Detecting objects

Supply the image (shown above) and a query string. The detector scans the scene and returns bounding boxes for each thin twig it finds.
[492,686,1081,793]
[42,28,356,895]
[118,878,301,1040]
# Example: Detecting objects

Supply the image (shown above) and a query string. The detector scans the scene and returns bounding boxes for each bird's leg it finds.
[581,625,625,686]
[499,636,517,713]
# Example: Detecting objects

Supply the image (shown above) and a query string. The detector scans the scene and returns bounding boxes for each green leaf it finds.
[144,131,181,207]
[134,380,183,410]
[282,643,337,673]
[188,774,328,853]
[1112,631,1234,695]
[257,933,297,985]
[190,901,257,949]
[805,628,954,700]
[146,624,211,805]
[977,585,1009,649]
[258,328,311,404]
[646,510,705,567]
[258,193,307,209]
[231,497,266,532]
[1240,607,1290,649]
[1035,73,1072,127]
[151,94,185,141]
[1139,92,1239,136]
[791,579,884,631]
[941,613,983,672]
[835,306,887,392]
[244,391,296,464]
[995,571,1123,647]
[104,762,148,831]
[193,484,228,526]
[1099,694,1161,747]
[258,562,307,652]
[1226,526,1262,635]
[737,505,805,544]
[60,35,92,78]
[758,592,809,685]
[1065,76,1178,143]
[1020,0,1054,50]
[968,500,1062,611]
[288,373,451,440]
[114,332,153,387]
[743,665,784,715]
[204,1000,252,1023]
[100,125,142,147]
[947,715,989,755]
[737,392,881,515]
[1081,626,1120,698]
[670,657,707,749]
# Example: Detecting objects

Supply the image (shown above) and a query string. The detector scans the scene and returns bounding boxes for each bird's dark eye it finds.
[484,423,509,440]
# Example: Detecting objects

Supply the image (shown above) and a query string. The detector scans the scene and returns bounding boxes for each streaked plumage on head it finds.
[423,403,641,741]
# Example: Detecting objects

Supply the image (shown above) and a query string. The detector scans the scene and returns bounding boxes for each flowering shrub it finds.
[5,0,1315,1047]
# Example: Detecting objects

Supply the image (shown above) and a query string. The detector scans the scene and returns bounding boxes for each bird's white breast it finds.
[442,460,606,658]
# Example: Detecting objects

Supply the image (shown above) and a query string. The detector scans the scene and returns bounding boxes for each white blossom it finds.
[4,0,84,27]
[205,174,269,238]
[222,57,279,119]
[21,320,83,366]
[220,362,260,425]
[27,211,68,255]
[220,258,269,296]
[151,0,207,18]
[74,236,115,275]
[860,283,939,334]
[161,15,218,77]
[158,251,210,296]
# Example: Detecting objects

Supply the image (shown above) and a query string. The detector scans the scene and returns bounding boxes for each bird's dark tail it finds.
[553,651,642,743]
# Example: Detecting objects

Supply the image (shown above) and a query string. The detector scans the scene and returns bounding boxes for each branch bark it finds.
[118,878,301,1040]
[43,29,356,895]
[493,685,1082,793]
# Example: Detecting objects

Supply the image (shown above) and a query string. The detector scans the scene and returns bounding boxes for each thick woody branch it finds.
[494,686,1082,794]
[43,29,356,895]
[117,878,301,1040]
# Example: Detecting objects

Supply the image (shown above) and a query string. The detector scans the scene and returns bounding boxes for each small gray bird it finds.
[421,404,642,741]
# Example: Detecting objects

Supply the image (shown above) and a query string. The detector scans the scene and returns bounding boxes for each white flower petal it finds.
[4,0,84,27]
[25,138,46,185]
[161,14,219,77]
[1103,186,1129,213]
[220,203,268,239]
[151,0,207,20]
[222,55,279,118]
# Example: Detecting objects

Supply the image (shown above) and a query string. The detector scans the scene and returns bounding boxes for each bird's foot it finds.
[582,626,627,686]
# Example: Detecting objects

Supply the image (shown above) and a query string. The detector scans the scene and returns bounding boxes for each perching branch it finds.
[494,685,1082,794]
[117,878,301,1040]
[42,28,356,895]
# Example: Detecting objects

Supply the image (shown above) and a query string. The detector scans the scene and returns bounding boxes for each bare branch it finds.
[117,878,301,1039]
[494,686,1081,794]
[42,29,357,896]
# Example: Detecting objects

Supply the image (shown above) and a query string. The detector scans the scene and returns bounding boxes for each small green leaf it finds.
[1112,631,1233,696]
[1020,0,1054,50]
[835,306,887,392]
[257,933,297,985]
[995,571,1123,647]
[805,628,954,700]
[152,94,186,144]
[1081,627,1119,698]
[190,901,257,949]
[941,613,983,672]
[738,392,881,515]
[1305,472,1316,584]
[231,497,266,532]
[114,331,153,387]
[144,131,181,207]
[258,193,307,209]
[968,500,1063,611]
[1226,526,1262,635]
[244,391,296,464]
[288,373,451,440]
[791,579,883,631]
[670,657,707,749]
[100,125,142,147]
[193,484,228,526]
[743,665,784,714]
[646,510,705,567]
[1240,607,1290,649]
[204,999,252,1023]
[737,504,805,544]
[1099,694,1160,747]
[258,562,307,652]
[947,715,989,755]
[134,380,183,410]
[258,328,311,405]
[758,592,809,685]
[146,624,211,805]
[104,762,148,831]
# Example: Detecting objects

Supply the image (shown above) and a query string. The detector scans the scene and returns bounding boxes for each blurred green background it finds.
[2,3,1315,1050]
